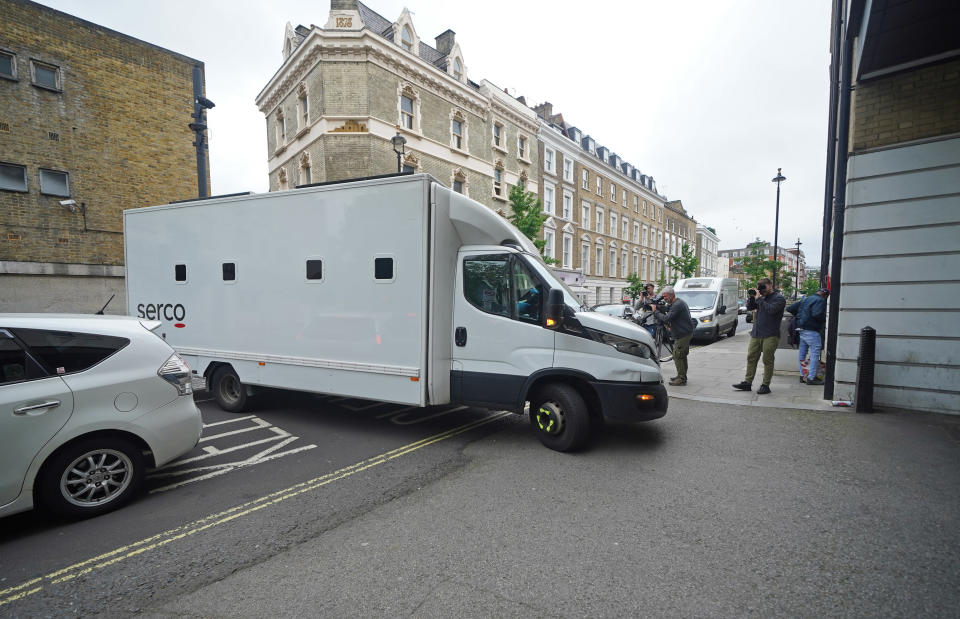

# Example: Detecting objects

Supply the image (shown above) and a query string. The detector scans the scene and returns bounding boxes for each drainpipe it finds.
[820,0,844,288]
[823,27,854,401]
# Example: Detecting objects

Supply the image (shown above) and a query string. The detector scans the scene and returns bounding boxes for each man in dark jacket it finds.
[786,288,828,385]
[733,277,786,394]
[649,285,694,386]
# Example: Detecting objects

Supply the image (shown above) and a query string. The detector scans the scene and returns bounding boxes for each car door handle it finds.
[455,327,467,347]
[13,400,61,415]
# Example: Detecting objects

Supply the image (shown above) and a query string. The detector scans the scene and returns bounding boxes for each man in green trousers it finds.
[732,277,786,394]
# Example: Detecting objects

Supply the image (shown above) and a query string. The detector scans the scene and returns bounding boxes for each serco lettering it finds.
[137,303,185,322]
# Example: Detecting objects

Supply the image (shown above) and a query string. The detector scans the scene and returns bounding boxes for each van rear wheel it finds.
[529,384,591,452]
[211,366,247,412]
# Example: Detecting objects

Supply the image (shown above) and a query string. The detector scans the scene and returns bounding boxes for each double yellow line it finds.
[0,411,512,607]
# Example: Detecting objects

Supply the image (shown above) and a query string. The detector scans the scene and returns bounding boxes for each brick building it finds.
[0,0,207,313]
[820,0,960,412]
[663,199,696,281]
[255,0,538,209]
[533,102,671,306]
[719,241,805,294]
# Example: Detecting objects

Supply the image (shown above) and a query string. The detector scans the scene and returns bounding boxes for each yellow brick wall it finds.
[853,59,960,151]
[0,0,205,266]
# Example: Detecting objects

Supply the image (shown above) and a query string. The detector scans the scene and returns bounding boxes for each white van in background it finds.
[673,277,741,341]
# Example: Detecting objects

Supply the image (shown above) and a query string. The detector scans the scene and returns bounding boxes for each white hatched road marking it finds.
[147,415,316,493]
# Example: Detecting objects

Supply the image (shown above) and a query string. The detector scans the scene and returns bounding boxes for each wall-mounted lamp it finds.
[59,199,77,213]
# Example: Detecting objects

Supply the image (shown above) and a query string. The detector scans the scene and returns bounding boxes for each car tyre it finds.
[728,320,737,337]
[37,436,145,519]
[529,383,591,452]
[212,365,247,412]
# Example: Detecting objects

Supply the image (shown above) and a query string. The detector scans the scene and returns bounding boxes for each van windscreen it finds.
[674,291,717,310]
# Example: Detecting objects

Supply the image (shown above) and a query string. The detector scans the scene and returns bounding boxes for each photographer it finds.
[732,277,786,394]
[648,286,694,386]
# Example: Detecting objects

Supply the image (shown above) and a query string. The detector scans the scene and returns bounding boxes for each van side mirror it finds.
[544,289,564,330]
[718,305,726,315]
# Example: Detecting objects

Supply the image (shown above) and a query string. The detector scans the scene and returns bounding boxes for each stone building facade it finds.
[0,0,207,313]
[533,103,670,306]
[255,1,538,211]
[663,200,696,281]
[694,224,721,277]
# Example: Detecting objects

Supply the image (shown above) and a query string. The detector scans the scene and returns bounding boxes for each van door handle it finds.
[14,400,61,415]
[455,327,467,347]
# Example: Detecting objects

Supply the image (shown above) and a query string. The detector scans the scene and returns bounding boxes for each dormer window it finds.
[453,57,463,81]
[401,26,414,52]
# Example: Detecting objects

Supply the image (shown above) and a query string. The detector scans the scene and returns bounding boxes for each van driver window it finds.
[463,256,511,318]
[513,260,541,324]
[463,255,540,323]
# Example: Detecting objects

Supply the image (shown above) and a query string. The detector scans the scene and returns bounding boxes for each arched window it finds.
[453,57,463,81]
[402,26,413,52]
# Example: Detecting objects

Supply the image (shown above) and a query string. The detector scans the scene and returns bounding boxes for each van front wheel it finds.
[211,366,247,412]
[529,384,591,452]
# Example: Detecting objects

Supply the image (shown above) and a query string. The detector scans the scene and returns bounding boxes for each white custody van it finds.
[673,277,740,341]
[124,174,667,451]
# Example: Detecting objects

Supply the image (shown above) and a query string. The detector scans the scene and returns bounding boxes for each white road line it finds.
[202,415,257,428]
[199,417,272,442]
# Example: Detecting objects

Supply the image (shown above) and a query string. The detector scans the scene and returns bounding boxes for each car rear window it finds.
[12,328,130,375]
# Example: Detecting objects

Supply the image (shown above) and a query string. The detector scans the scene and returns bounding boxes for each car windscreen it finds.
[12,328,130,375]
[674,291,717,310]
[593,305,626,316]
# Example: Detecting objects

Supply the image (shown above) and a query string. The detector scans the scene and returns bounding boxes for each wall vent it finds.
[7,233,21,241]
[48,131,59,141]
[0,121,9,132]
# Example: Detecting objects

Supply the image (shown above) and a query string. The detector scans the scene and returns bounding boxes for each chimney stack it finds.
[533,101,553,120]
[330,0,358,9]
[435,29,456,55]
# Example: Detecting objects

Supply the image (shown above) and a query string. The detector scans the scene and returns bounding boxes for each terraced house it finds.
[534,103,674,306]
[256,0,538,208]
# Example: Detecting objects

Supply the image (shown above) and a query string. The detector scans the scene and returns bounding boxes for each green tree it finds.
[667,242,700,278]
[623,273,645,302]
[507,183,556,264]
[802,276,820,296]
[657,268,668,289]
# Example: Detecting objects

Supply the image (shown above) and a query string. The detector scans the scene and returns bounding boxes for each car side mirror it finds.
[718,305,726,315]
[544,288,564,330]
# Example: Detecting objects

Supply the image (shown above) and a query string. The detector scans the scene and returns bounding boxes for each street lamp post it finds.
[771,168,786,291]
[794,237,802,299]
[391,132,407,174]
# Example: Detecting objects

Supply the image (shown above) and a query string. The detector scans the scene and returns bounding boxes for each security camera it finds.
[59,199,76,206]
[195,95,215,109]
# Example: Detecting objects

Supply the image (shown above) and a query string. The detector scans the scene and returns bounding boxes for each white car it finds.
[592,304,635,320]
[0,314,202,519]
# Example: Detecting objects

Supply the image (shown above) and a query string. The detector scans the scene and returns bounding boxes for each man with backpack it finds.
[786,288,829,385]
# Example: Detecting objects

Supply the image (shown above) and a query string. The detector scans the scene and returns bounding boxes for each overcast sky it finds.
[38,0,833,267]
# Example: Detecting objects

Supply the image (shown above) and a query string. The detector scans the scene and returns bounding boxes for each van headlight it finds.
[700,317,713,323]
[596,332,654,360]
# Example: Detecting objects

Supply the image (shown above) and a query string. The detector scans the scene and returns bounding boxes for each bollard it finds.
[855,326,876,413]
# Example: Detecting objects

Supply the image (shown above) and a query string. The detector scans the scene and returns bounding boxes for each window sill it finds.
[1,75,18,83]
[274,144,287,155]
[295,126,310,139]
[492,144,508,155]
[492,192,507,202]
[449,145,468,155]
[31,83,61,93]
[518,156,532,165]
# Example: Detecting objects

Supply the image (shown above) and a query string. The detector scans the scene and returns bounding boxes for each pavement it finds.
[665,317,837,412]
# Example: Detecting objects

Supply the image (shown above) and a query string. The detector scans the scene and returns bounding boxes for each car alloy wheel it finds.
[60,448,134,508]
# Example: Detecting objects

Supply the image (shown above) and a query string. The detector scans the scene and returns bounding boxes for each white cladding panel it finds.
[837,136,960,413]
[124,175,433,406]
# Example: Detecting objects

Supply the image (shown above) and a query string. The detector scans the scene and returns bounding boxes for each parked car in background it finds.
[738,299,747,314]
[591,304,636,320]
[0,315,202,520]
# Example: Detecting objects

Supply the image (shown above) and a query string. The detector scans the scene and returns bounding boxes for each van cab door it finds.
[451,250,554,410]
